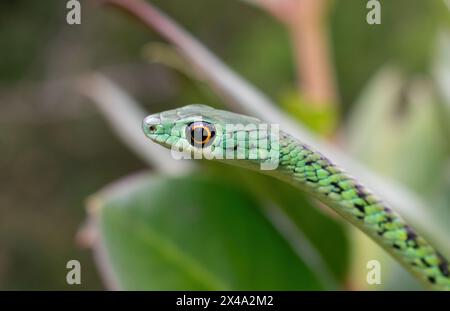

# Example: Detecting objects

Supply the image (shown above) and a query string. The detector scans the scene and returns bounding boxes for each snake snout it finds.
[142,115,161,135]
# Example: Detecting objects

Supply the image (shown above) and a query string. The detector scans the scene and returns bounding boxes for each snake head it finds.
[142,104,279,169]
[142,104,222,155]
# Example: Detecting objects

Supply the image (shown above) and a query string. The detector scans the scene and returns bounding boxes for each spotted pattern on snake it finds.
[275,132,450,289]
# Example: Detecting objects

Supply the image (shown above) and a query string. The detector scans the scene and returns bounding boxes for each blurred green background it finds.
[0,0,449,290]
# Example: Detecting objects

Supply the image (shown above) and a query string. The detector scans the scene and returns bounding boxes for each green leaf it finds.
[204,162,350,286]
[90,173,324,290]
[255,176,350,284]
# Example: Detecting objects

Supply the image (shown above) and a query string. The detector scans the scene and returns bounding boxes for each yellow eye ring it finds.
[192,125,211,144]
[187,122,216,147]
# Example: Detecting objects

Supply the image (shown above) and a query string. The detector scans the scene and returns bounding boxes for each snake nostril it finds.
[143,115,161,134]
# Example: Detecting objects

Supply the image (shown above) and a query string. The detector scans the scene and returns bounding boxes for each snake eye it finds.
[187,121,216,147]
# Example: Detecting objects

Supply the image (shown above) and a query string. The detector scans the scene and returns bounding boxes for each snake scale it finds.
[142,104,450,290]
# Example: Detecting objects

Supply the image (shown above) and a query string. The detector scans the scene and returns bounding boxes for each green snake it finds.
[142,104,450,290]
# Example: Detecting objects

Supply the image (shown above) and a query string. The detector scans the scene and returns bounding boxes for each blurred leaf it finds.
[433,31,450,107]
[90,173,325,290]
[431,161,450,235]
[346,67,448,199]
[433,31,450,143]
[258,178,350,284]
[205,162,350,287]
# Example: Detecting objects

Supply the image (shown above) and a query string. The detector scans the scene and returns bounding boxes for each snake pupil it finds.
[194,128,207,141]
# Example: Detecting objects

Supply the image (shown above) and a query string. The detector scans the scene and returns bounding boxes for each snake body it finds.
[142,104,450,290]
